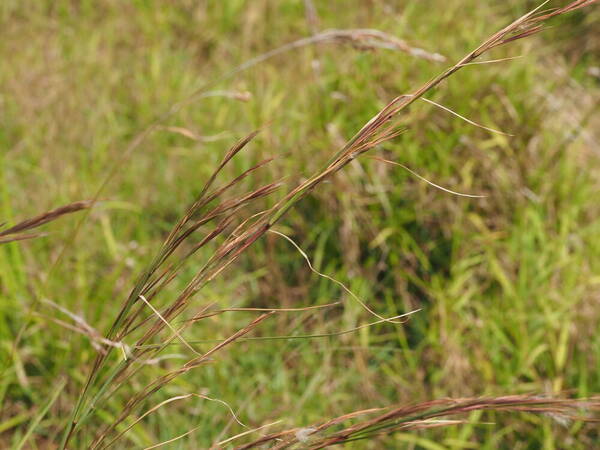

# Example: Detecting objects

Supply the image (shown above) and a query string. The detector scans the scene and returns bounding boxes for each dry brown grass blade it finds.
[157,179,280,269]
[238,395,600,449]
[310,29,446,61]
[202,157,275,206]
[162,131,261,251]
[0,200,92,238]
[226,29,445,78]
[0,232,47,244]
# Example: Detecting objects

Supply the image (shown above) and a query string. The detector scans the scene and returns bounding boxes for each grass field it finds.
[1,1,599,448]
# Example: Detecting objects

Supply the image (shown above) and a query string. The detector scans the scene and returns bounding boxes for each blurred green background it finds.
[1,0,599,448]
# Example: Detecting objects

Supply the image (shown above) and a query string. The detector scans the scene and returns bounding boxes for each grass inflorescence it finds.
[1,0,599,448]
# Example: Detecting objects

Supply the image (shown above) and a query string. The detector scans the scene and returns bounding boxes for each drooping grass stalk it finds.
[0,200,91,244]
[237,395,600,449]
[61,1,599,448]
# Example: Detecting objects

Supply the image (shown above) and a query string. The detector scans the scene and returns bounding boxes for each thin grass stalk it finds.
[0,200,91,241]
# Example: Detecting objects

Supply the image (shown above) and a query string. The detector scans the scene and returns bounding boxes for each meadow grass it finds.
[1,0,599,448]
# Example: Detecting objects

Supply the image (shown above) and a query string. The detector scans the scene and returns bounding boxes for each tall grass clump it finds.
[2,1,596,448]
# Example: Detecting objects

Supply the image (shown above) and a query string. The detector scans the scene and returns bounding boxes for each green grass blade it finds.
[13,378,66,450]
